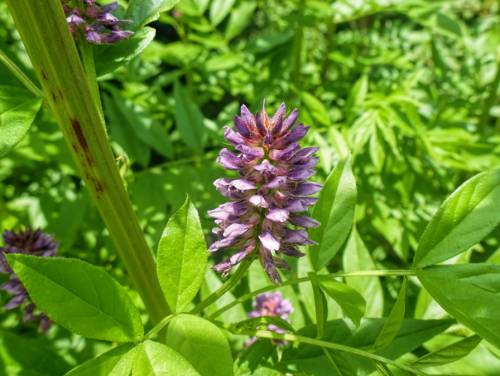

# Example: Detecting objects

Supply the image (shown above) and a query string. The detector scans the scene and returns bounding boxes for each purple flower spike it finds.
[62,0,133,45]
[209,102,321,283]
[246,292,293,346]
[0,228,58,332]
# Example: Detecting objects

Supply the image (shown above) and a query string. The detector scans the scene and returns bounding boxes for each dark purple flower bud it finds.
[101,29,133,44]
[0,228,58,332]
[294,182,323,195]
[289,215,320,228]
[234,116,251,138]
[269,143,300,161]
[285,197,318,213]
[282,124,309,144]
[63,0,133,45]
[283,229,317,245]
[281,109,299,135]
[224,126,245,146]
[246,292,293,346]
[270,103,286,134]
[96,12,119,26]
[208,102,321,283]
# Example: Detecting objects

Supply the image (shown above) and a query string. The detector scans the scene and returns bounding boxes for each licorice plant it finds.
[0,1,499,375]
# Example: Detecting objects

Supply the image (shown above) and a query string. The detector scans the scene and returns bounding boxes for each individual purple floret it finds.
[209,102,321,283]
[247,292,293,346]
[62,0,133,45]
[0,229,59,332]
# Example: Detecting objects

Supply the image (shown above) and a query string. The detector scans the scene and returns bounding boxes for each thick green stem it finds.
[78,42,103,116]
[6,0,170,322]
[0,49,43,97]
[210,269,414,319]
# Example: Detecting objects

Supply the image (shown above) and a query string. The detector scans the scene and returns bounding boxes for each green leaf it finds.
[417,264,500,349]
[413,169,500,267]
[132,340,200,376]
[300,92,330,127]
[0,330,70,376]
[109,89,171,157]
[166,314,233,376]
[345,74,368,116]
[225,1,257,40]
[65,344,136,376]
[319,279,366,326]
[127,0,181,29]
[157,197,207,312]
[310,158,357,270]
[342,229,384,317]
[282,319,453,375]
[372,279,407,352]
[411,335,481,368]
[0,85,42,156]
[95,27,156,76]
[6,254,144,342]
[173,81,206,150]
[104,92,151,166]
[209,0,236,26]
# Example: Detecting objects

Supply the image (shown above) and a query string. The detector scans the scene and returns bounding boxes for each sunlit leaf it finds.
[310,158,357,270]
[6,254,144,342]
[417,264,500,349]
[413,169,500,267]
[157,196,207,312]
[0,85,42,156]
[166,314,233,376]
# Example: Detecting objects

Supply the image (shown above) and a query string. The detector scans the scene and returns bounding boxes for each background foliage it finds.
[0,0,499,374]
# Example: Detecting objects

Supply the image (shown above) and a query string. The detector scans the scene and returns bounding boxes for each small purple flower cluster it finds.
[63,0,133,44]
[209,103,320,283]
[0,229,58,332]
[247,292,293,346]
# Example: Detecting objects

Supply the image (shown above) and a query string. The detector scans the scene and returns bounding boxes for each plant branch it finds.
[0,49,43,97]
[209,269,414,319]
[191,259,253,315]
[234,329,427,375]
[6,0,170,322]
[144,314,175,340]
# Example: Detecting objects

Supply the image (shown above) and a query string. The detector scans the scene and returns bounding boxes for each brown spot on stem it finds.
[52,92,57,101]
[71,119,88,150]
[41,71,48,81]
[71,118,94,166]
[85,173,105,197]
